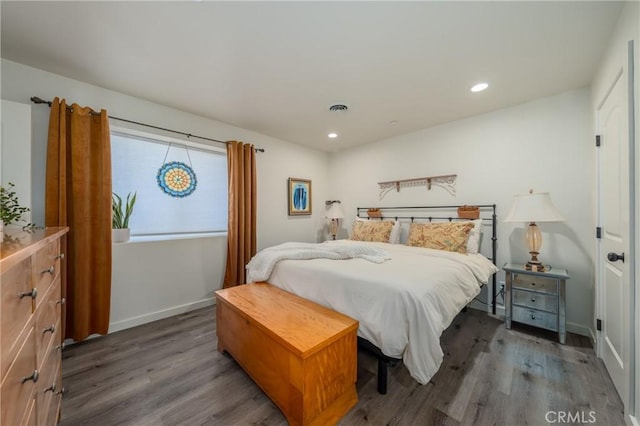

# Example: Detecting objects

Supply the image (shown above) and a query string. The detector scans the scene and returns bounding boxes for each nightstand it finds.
[503,263,570,344]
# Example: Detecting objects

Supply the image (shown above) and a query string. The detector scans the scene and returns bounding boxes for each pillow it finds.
[389,221,401,244]
[407,221,475,253]
[355,217,400,244]
[465,219,483,254]
[350,220,395,242]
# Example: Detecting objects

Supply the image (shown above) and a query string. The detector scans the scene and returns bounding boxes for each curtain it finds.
[45,97,112,341]
[223,141,257,288]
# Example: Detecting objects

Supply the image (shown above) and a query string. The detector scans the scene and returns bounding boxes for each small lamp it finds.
[504,190,566,272]
[325,200,344,240]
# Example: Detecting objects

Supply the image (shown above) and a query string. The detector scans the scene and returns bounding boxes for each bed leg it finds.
[377,360,388,394]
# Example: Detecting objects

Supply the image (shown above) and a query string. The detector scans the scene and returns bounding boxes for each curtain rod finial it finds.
[30,96,52,107]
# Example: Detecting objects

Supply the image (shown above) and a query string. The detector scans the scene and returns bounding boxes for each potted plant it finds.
[0,182,34,242]
[112,191,136,243]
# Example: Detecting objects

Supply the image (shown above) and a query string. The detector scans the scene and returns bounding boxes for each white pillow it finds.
[465,219,482,254]
[355,216,400,244]
[389,221,401,244]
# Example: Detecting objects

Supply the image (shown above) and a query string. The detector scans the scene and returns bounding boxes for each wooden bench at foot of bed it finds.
[215,282,359,426]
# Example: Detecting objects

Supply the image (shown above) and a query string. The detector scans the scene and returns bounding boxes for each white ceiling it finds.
[1,1,624,152]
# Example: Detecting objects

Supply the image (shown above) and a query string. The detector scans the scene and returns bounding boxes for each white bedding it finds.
[246,241,391,283]
[246,240,498,385]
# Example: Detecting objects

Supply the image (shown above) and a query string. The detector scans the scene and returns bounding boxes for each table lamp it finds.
[325,200,344,240]
[504,190,566,272]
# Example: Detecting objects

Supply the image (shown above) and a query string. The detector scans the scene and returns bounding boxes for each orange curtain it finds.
[223,141,257,288]
[45,97,112,341]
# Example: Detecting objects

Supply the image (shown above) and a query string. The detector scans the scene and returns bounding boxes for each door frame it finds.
[629,38,640,426]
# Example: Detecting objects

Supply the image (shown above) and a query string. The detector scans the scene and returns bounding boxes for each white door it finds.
[597,66,631,406]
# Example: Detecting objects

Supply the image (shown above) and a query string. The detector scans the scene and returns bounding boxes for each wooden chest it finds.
[215,282,358,426]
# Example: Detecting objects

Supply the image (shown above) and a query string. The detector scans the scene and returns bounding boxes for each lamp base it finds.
[525,252,548,272]
[329,219,339,241]
[525,262,548,272]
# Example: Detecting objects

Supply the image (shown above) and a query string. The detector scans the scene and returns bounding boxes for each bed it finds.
[246,205,498,393]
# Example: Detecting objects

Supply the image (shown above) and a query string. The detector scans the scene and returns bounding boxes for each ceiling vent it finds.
[329,104,348,112]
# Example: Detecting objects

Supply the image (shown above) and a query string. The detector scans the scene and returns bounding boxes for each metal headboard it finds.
[356,204,498,314]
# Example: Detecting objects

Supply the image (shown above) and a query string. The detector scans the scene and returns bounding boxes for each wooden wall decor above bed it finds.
[377,174,457,200]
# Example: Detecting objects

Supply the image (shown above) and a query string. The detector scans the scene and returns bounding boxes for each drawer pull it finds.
[21,370,39,384]
[55,386,66,396]
[530,312,537,320]
[531,297,536,302]
[42,265,55,275]
[44,383,57,393]
[19,288,37,299]
[43,324,56,334]
[531,282,536,286]
[54,253,65,260]
[56,298,66,305]
[56,342,66,351]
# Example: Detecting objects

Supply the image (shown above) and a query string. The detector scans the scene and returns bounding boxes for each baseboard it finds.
[468,300,505,317]
[566,321,591,338]
[108,297,216,333]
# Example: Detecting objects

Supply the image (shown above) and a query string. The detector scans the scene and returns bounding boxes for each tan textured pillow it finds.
[407,222,475,253]
[350,220,394,242]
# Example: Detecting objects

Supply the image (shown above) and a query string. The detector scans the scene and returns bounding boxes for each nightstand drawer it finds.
[512,306,558,331]
[513,274,557,295]
[512,289,558,313]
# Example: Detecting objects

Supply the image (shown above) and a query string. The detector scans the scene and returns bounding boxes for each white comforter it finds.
[246,240,498,385]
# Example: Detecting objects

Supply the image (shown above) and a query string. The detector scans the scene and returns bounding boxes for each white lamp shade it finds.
[326,202,345,220]
[503,192,566,223]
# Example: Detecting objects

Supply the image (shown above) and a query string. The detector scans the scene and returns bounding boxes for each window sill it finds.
[114,232,227,244]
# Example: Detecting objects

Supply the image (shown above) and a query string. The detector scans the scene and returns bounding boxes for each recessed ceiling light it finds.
[471,82,489,93]
[390,120,399,125]
[328,133,338,138]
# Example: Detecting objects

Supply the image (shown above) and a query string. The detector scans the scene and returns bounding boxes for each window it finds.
[111,129,227,236]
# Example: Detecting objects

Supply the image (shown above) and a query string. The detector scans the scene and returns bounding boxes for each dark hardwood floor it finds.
[59,305,625,426]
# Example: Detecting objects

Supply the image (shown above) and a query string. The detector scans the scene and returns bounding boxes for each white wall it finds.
[329,89,594,336]
[1,59,330,331]
[0,100,32,224]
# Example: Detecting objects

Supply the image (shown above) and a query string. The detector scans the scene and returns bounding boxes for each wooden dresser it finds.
[1,227,68,426]
[215,282,358,426]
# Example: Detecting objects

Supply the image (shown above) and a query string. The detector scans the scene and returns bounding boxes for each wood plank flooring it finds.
[59,305,625,426]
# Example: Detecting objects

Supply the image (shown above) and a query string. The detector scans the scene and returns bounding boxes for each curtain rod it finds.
[30,96,265,153]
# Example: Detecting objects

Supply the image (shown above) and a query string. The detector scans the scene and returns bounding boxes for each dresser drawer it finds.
[37,360,62,426]
[512,306,558,332]
[512,288,558,313]
[1,257,35,381]
[36,344,61,426]
[35,278,62,369]
[33,239,61,308]
[21,395,37,426]
[513,273,557,295]
[1,326,38,426]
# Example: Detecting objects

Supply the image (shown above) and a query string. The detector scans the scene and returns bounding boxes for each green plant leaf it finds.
[0,182,31,226]
[112,191,136,229]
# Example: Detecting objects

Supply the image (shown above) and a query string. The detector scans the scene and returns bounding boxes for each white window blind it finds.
[111,131,227,236]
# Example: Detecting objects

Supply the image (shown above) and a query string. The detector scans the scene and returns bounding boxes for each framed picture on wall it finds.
[288,178,312,216]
